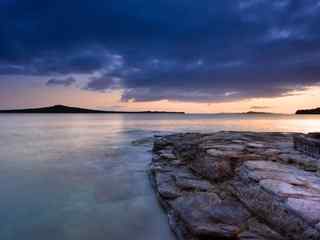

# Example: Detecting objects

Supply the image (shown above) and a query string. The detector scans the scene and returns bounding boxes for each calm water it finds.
[0,113,319,240]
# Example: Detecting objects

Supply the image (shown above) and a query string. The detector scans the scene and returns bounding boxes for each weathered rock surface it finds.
[150,132,320,240]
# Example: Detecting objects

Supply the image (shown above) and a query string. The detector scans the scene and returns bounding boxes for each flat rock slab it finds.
[242,161,320,198]
[171,192,249,238]
[150,131,320,240]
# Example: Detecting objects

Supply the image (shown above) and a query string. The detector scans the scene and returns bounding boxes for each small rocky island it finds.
[296,107,320,114]
[150,131,320,239]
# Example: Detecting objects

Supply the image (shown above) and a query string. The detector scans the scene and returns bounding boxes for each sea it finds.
[0,113,319,240]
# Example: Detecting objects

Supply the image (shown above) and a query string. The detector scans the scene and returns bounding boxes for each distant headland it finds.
[245,111,275,115]
[0,105,185,114]
[296,107,320,114]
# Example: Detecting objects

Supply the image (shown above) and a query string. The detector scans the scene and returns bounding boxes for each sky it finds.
[1,0,320,113]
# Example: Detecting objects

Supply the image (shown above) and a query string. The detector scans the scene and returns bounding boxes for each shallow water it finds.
[0,113,319,240]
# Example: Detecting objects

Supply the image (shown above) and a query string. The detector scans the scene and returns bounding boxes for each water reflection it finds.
[0,113,319,240]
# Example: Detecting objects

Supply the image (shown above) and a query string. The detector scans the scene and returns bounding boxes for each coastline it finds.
[0,105,185,114]
[150,131,320,240]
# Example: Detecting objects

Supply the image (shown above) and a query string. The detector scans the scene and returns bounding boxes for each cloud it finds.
[46,77,76,87]
[1,0,320,102]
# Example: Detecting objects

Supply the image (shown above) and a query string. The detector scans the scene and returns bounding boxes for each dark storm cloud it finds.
[46,77,76,87]
[1,0,320,102]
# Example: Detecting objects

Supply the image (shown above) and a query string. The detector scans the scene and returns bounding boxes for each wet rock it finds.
[244,160,296,173]
[155,172,181,199]
[159,150,177,161]
[207,200,251,226]
[234,160,320,239]
[171,193,247,238]
[175,178,211,191]
[152,153,161,162]
[260,179,320,198]
[150,131,320,240]
[287,198,320,224]
[207,149,224,156]
[131,136,154,146]
[247,143,265,148]
[279,153,320,172]
[238,218,286,240]
[153,137,172,152]
[231,180,319,240]
[190,156,234,181]
[167,166,198,180]
[210,143,245,152]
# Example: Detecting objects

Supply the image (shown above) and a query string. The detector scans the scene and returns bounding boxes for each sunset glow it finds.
[1,78,319,113]
[1,1,320,113]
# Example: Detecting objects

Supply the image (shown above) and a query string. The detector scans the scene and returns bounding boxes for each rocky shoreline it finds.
[149,131,320,240]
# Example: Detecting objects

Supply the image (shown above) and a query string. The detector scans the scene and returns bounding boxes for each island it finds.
[245,111,275,114]
[0,105,185,114]
[150,131,320,239]
[296,107,320,114]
